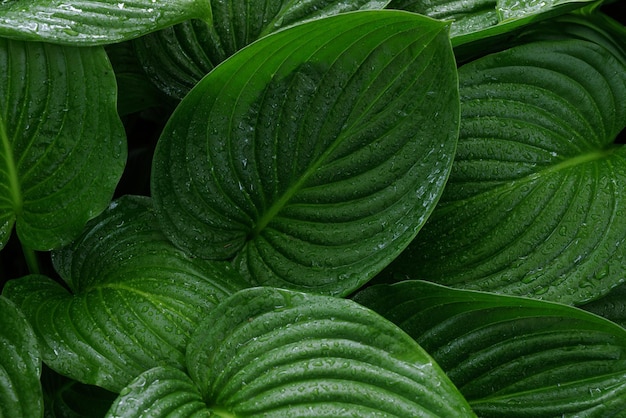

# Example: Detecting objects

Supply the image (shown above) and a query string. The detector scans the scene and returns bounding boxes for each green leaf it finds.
[133,0,389,99]
[109,286,475,417]
[2,196,248,392]
[387,0,596,46]
[0,39,126,251]
[0,296,43,418]
[354,280,626,417]
[105,367,207,418]
[0,0,211,46]
[151,10,460,296]
[385,37,626,305]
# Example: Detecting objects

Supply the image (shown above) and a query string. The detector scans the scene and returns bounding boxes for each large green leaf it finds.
[2,196,248,392]
[0,0,211,45]
[387,0,596,46]
[151,10,460,296]
[0,39,126,251]
[385,37,626,305]
[0,296,43,418]
[133,0,389,99]
[107,287,475,417]
[354,280,626,417]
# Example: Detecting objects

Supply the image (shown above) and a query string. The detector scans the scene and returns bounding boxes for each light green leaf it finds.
[151,10,459,296]
[3,196,248,392]
[385,37,626,305]
[134,0,390,99]
[354,280,626,417]
[109,286,475,417]
[0,296,43,418]
[387,0,596,46]
[0,39,126,251]
[0,0,211,46]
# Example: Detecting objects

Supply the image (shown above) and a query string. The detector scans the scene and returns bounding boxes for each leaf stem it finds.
[21,244,40,275]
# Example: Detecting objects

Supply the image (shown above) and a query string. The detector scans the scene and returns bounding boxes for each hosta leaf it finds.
[0,296,43,418]
[151,11,459,296]
[105,367,207,418]
[133,0,389,99]
[109,286,475,417]
[0,39,126,251]
[387,0,595,45]
[3,196,248,392]
[0,0,211,46]
[385,37,626,305]
[354,280,626,417]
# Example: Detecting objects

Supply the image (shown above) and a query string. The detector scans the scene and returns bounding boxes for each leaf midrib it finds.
[441,145,621,211]
[0,116,22,215]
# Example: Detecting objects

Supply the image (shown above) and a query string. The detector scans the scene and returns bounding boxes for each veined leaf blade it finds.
[0,296,43,418]
[3,196,248,392]
[385,37,626,305]
[0,0,211,45]
[184,286,475,416]
[354,280,626,417]
[151,10,459,296]
[0,39,126,251]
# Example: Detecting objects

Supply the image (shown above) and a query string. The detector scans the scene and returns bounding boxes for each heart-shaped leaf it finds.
[354,280,626,417]
[108,286,475,417]
[3,196,248,392]
[151,10,460,296]
[0,296,43,418]
[385,37,626,305]
[0,0,211,45]
[0,38,126,251]
[133,0,389,99]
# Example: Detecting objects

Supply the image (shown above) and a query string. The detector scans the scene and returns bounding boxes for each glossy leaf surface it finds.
[134,0,389,99]
[354,280,626,417]
[3,196,248,392]
[0,296,43,418]
[386,38,626,305]
[0,0,211,45]
[152,11,459,296]
[388,0,596,46]
[0,39,126,251]
[109,286,475,417]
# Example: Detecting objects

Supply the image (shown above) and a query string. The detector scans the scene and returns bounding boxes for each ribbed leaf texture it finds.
[133,0,389,99]
[355,280,626,417]
[0,39,126,251]
[3,196,248,392]
[151,10,459,296]
[386,36,626,305]
[0,0,211,45]
[0,296,42,418]
[107,287,475,417]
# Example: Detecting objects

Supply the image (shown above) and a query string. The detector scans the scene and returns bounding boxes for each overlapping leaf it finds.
[385,37,626,305]
[582,282,626,329]
[2,196,248,392]
[0,296,42,418]
[108,287,475,417]
[0,0,211,45]
[354,280,626,417]
[387,0,596,46]
[134,0,389,99]
[0,39,126,251]
[151,11,459,296]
